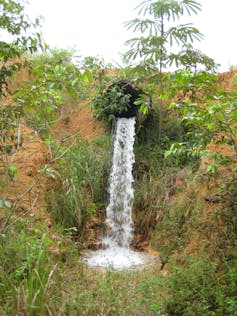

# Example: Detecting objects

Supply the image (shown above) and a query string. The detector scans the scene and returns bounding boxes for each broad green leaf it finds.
[0,200,11,209]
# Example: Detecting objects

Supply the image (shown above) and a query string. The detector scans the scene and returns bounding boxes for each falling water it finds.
[85,117,149,269]
[103,117,135,249]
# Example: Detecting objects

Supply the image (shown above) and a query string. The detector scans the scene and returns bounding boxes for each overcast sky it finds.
[27,0,237,72]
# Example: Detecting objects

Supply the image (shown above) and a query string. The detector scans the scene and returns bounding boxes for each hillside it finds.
[1,68,236,242]
[1,65,237,315]
[5,70,235,209]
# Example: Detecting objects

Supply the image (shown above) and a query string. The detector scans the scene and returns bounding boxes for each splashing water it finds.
[85,117,149,269]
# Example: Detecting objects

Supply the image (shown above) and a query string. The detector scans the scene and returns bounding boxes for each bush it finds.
[14,49,92,134]
[92,84,131,124]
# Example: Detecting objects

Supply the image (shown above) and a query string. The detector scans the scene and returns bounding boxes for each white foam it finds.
[84,247,149,270]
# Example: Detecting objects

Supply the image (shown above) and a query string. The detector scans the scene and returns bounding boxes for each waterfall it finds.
[85,117,148,269]
[103,117,135,249]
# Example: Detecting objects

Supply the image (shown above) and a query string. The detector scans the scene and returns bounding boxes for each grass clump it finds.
[47,136,111,238]
[0,223,55,315]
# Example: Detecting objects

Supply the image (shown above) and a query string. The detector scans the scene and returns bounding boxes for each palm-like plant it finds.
[123,0,216,143]
[124,0,205,72]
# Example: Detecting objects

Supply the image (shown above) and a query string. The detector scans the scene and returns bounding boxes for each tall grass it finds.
[0,223,55,315]
[47,136,111,236]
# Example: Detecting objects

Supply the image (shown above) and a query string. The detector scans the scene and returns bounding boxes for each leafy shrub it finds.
[136,106,200,169]
[169,70,217,101]
[168,91,237,176]
[92,84,132,124]
[14,49,92,134]
[0,0,43,97]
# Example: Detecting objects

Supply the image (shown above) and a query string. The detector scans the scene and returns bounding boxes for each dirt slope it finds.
[1,93,104,224]
[1,69,236,229]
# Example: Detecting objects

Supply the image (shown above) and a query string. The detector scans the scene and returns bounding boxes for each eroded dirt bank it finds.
[1,69,236,251]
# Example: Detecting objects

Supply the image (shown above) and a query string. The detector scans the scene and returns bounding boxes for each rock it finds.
[205,194,221,203]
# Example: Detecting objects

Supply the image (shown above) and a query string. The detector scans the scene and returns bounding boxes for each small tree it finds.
[123,0,216,141]
[0,0,43,96]
[14,49,92,133]
[124,0,214,72]
[0,0,44,218]
[0,0,44,154]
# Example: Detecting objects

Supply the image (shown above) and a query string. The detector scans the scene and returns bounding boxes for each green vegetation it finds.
[14,49,92,134]
[92,84,132,123]
[47,137,110,237]
[1,0,237,315]
[124,0,208,71]
[0,223,54,315]
[162,255,237,316]
[0,0,43,96]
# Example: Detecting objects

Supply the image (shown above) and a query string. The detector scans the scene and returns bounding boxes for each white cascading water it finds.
[103,116,135,249]
[85,117,147,269]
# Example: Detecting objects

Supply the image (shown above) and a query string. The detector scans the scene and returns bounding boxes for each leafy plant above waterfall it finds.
[92,84,132,123]
[92,78,150,126]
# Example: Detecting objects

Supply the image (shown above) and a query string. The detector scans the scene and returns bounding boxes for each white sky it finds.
[27,0,237,72]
